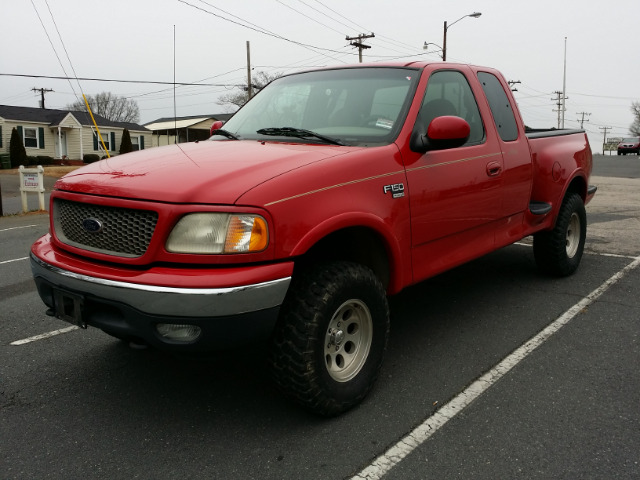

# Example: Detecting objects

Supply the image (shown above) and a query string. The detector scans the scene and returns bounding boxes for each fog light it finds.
[156,323,202,342]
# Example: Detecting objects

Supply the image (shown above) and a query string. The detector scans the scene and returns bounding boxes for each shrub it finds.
[27,156,39,166]
[83,153,101,164]
[36,155,55,165]
[9,127,27,168]
[119,128,133,155]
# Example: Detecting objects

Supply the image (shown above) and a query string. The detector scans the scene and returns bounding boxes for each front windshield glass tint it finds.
[220,67,420,146]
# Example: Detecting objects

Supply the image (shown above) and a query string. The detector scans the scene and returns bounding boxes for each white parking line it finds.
[0,257,29,265]
[351,255,640,480]
[0,224,39,233]
[10,325,79,346]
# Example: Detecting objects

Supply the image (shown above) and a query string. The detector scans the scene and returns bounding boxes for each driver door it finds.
[405,68,504,280]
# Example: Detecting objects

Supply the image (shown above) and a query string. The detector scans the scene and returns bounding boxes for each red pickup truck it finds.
[31,62,596,416]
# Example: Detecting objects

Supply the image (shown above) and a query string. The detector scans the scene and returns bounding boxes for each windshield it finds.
[218,67,420,146]
[621,137,639,143]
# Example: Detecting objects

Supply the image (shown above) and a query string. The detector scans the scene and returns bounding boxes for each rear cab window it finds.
[477,72,519,142]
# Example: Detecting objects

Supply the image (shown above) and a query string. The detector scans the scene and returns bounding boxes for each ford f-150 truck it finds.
[31,62,596,416]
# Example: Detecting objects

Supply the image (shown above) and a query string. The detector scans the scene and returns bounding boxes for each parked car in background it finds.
[617,137,640,155]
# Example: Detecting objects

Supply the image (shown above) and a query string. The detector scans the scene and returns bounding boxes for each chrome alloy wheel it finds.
[566,212,581,258]
[324,299,373,382]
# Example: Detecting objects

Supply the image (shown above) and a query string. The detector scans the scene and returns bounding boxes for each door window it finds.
[416,70,485,145]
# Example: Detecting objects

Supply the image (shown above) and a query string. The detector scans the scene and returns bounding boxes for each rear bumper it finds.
[617,147,640,154]
[30,240,292,351]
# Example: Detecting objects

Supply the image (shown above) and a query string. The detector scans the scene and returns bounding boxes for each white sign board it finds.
[22,173,41,191]
[19,165,45,212]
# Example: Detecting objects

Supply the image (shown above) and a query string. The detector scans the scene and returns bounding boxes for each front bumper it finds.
[30,248,292,351]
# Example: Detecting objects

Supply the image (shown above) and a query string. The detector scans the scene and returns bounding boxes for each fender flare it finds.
[289,212,409,294]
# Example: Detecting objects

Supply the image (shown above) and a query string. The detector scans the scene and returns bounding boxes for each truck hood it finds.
[55,141,356,204]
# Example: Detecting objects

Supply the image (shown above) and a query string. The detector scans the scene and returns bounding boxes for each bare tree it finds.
[217,71,282,110]
[67,92,140,123]
[630,101,640,136]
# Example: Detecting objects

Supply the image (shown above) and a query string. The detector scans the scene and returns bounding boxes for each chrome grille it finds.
[53,199,158,258]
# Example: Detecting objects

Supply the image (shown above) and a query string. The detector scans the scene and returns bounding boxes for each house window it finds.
[101,132,110,150]
[24,127,39,148]
[95,132,111,151]
[131,136,139,151]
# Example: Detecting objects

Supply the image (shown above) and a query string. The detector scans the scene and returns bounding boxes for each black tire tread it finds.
[533,193,586,277]
[268,261,389,416]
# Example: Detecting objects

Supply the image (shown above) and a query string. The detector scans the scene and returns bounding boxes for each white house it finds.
[0,105,151,162]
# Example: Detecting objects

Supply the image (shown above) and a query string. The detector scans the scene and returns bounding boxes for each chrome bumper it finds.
[30,253,291,318]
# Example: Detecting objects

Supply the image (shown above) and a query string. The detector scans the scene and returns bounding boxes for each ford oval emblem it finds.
[82,218,103,234]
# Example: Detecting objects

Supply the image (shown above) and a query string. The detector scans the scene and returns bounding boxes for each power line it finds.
[178,0,350,63]
[43,0,82,101]
[0,73,237,87]
[29,0,77,98]
[312,0,366,32]
[277,0,345,36]
[304,0,362,32]
[300,0,418,55]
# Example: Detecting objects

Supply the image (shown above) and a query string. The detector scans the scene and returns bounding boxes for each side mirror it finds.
[209,120,225,136]
[410,115,471,153]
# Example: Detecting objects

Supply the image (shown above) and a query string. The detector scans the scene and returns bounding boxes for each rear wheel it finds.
[269,261,389,416]
[533,193,586,276]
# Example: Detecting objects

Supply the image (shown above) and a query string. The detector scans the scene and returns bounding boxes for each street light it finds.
[442,12,481,61]
[423,41,444,57]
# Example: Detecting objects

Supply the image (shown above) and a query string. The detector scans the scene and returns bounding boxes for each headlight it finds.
[166,213,268,254]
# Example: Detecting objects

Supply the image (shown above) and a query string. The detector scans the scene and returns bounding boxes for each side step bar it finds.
[530,187,597,216]
[529,201,552,215]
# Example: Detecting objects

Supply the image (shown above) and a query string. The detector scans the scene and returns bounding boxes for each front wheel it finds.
[268,261,390,416]
[533,193,586,276]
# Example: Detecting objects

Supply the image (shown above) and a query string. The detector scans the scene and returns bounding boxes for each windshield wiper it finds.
[210,128,240,140]
[256,127,345,146]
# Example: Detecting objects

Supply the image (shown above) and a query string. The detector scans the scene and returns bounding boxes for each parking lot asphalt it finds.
[1,154,639,479]
[360,253,640,479]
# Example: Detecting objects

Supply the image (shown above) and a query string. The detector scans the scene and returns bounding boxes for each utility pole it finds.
[507,80,521,92]
[442,21,448,61]
[552,91,567,129]
[346,33,374,63]
[599,126,612,155]
[246,40,253,100]
[576,112,591,129]
[32,87,54,109]
[561,37,567,128]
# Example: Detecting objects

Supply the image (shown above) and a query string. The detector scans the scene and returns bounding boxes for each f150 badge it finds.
[383,183,405,199]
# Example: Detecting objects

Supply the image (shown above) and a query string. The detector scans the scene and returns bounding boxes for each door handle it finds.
[486,161,502,177]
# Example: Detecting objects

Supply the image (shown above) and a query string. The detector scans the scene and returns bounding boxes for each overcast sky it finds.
[2,0,638,149]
